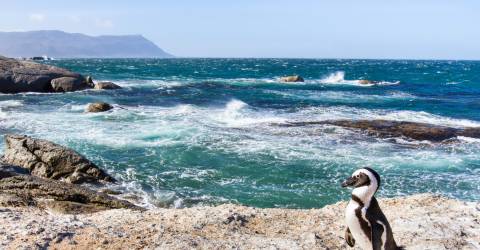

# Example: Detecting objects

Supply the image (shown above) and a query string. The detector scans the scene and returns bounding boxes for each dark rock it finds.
[279,75,304,82]
[86,102,113,113]
[94,81,122,90]
[0,163,29,178]
[1,134,115,184]
[278,120,480,142]
[0,174,140,213]
[51,77,89,92]
[0,56,88,93]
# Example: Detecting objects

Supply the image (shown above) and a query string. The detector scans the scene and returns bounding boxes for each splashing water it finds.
[1,58,479,208]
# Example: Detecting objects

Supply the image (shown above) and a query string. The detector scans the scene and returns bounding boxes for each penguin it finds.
[341,167,403,250]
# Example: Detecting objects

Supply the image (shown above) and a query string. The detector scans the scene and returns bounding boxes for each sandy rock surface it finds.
[0,194,478,250]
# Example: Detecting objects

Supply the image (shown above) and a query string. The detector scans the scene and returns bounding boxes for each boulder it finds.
[0,56,89,93]
[86,102,113,113]
[94,81,122,90]
[278,120,480,142]
[279,75,304,83]
[50,76,90,92]
[1,134,115,184]
[0,174,140,213]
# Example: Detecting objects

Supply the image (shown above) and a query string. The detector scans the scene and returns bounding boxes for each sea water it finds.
[1,58,479,208]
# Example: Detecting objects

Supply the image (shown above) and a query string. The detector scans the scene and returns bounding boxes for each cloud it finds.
[29,13,46,22]
[95,19,114,28]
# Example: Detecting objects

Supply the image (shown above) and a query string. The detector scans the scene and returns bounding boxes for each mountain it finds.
[0,30,173,58]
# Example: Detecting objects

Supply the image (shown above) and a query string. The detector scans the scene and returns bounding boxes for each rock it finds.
[94,81,122,90]
[50,77,89,92]
[358,80,380,85]
[0,163,29,179]
[0,174,139,213]
[278,120,480,142]
[279,75,304,82]
[0,56,89,93]
[1,134,115,184]
[86,102,113,113]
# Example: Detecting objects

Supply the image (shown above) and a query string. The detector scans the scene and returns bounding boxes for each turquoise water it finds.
[1,58,480,208]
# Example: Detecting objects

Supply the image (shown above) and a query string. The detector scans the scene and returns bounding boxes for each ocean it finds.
[1,58,479,208]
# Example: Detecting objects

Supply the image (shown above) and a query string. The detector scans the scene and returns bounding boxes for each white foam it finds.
[0,100,23,108]
[311,71,399,87]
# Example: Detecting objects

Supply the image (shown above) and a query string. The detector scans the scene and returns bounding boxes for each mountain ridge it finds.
[0,30,173,58]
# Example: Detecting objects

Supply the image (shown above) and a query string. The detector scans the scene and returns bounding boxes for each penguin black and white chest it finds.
[342,167,402,250]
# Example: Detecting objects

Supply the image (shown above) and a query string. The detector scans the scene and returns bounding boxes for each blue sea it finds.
[1,58,480,208]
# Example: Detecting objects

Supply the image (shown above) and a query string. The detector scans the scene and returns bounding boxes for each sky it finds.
[1,0,479,59]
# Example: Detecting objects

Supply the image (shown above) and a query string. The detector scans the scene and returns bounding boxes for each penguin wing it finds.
[367,198,389,250]
[345,227,355,247]
[370,221,385,250]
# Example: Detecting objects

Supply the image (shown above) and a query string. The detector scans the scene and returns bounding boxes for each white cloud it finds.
[95,19,114,28]
[29,13,46,22]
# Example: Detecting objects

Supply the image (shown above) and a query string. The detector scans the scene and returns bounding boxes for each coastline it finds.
[1,194,478,249]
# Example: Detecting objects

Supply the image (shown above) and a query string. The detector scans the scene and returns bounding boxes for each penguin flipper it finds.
[345,227,355,247]
[370,221,385,250]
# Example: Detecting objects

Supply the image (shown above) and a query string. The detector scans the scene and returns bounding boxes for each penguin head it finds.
[342,167,381,192]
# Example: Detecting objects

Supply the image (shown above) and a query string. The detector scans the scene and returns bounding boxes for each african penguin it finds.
[342,167,403,250]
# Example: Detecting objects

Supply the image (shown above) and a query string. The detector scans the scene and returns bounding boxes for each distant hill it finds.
[0,30,173,58]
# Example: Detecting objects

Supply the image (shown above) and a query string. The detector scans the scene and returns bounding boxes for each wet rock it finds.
[0,174,139,213]
[279,75,304,82]
[0,56,88,93]
[358,79,375,85]
[278,119,480,142]
[86,102,113,113]
[94,81,122,90]
[50,77,90,92]
[1,134,115,184]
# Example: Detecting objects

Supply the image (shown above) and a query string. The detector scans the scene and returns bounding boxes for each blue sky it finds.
[1,0,479,59]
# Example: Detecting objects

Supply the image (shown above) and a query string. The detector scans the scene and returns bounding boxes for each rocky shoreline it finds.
[0,135,479,249]
[0,194,478,249]
[1,56,480,249]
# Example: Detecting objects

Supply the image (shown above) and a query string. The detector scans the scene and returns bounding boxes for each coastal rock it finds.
[0,194,477,248]
[86,102,113,113]
[94,81,122,90]
[50,77,90,92]
[358,79,375,85]
[1,134,115,184]
[0,56,88,93]
[0,174,138,213]
[278,119,480,142]
[279,75,304,82]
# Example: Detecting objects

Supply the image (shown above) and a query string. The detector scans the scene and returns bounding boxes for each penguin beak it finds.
[342,176,356,188]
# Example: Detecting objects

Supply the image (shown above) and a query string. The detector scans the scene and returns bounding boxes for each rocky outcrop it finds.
[94,81,122,90]
[279,75,304,82]
[0,172,138,214]
[278,119,480,142]
[1,134,115,184]
[86,102,113,113]
[0,194,478,249]
[50,77,90,92]
[0,56,89,93]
